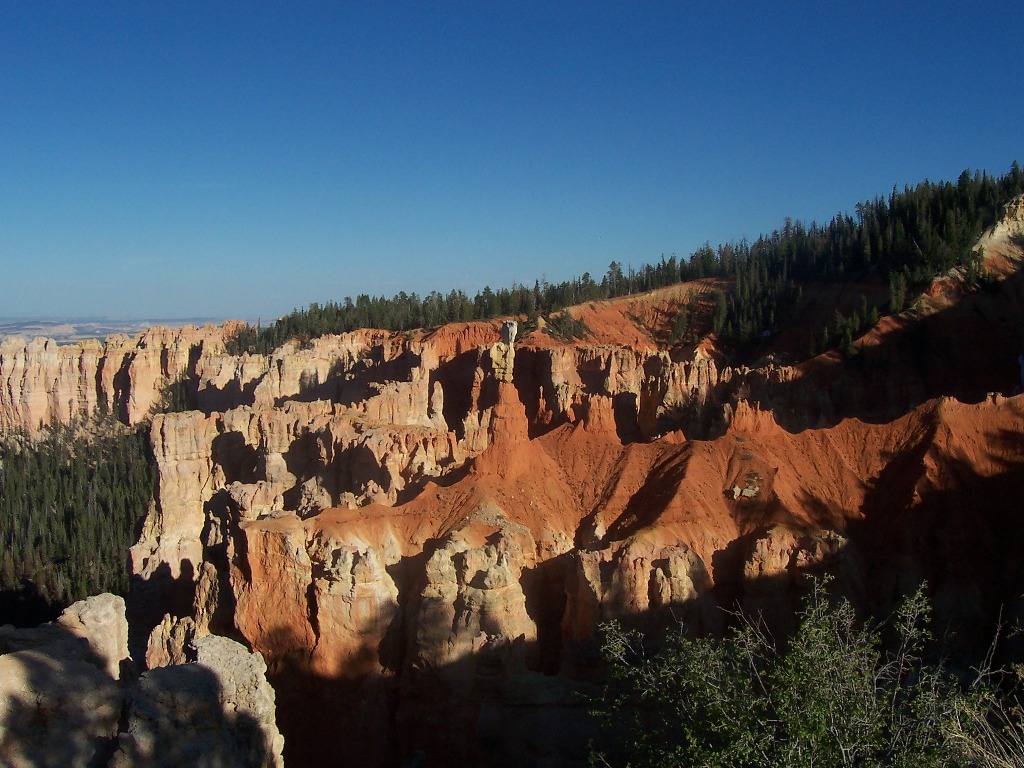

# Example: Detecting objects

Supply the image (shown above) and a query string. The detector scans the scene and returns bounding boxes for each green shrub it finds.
[543,311,591,342]
[589,581,1008,768]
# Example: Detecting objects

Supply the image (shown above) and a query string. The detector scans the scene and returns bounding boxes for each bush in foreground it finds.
[590,582,1022,768]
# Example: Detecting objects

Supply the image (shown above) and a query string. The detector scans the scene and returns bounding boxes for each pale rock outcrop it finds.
[121,326,207,424]
[562,536,712,646]
[194,351,270,412]
[742,525,810,583]
[396,510,552,764]
[0,324,233,435]
[542,346,584,417]
[523,343,733,439]
[0,594,282,768]
[250,337,368,408]
[145,614,199,669]
[740,525,858,631]
[111,635,284,768]
[487,320,518,383]
[0,636,121,768]
[131,411,220,582]
[488,342,515,383]
[0,336,105,434]
[56,593,131,679]
[192,560,225,632]
[638,351,721,438]
[500,320,518,346]
[987,193,1024,243]
[0,595,128,768]
[132,394,474,615]
[409,512,537,670]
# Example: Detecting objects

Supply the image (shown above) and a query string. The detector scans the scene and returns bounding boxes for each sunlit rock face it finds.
[0,323,241,435]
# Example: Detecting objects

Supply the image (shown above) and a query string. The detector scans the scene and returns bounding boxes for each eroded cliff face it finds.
[9,201,1024,766]
[130,310,1024,766]
[0,323,242,434]
[124,324,763,764]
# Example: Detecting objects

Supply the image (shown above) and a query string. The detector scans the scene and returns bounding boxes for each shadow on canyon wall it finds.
[746,269,1024,434]
[256,554,1024,768]
[198,373,261,414]
[258,604,599,768]
[851,424,1024,656]
[283,349,422,409]
[126,561,203,661]
[430,350,483,437]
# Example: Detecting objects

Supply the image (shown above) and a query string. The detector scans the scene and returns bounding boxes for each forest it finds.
[226,162,1023,357]
[0,417,155,625]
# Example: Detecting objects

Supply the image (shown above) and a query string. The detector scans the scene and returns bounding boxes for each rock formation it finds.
[5,199,1024,766]
[126,321,1024,767]
[0,323,239,434]
[0,594,283,768]
[119,292,1024,766]
[487,320,517,384]
[112,635,283,768]
[0,598,124,768]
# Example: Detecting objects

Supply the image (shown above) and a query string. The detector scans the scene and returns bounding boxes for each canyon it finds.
[2,199,1024,766]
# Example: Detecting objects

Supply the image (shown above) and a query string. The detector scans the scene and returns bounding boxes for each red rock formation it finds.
[7,200,1024,766]
[113,289,1024,766]
[100,291,1022,765]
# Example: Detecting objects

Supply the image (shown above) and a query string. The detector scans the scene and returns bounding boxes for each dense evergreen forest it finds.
[0,418,155,625]
[227,163,1023,357]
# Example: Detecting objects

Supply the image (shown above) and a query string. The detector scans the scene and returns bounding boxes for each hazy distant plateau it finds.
[0,317,238,344]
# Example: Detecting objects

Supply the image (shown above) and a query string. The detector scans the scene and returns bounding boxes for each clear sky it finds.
[1,2,1021,321]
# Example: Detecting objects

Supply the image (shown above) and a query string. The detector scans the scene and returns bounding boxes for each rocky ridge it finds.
[0,323,242,433]
[0,593,283,768]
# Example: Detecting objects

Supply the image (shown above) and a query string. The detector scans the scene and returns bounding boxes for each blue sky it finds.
[1,2,1020,321]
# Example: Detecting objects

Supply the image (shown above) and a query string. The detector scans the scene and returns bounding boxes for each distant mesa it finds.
[0,317,239,345]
